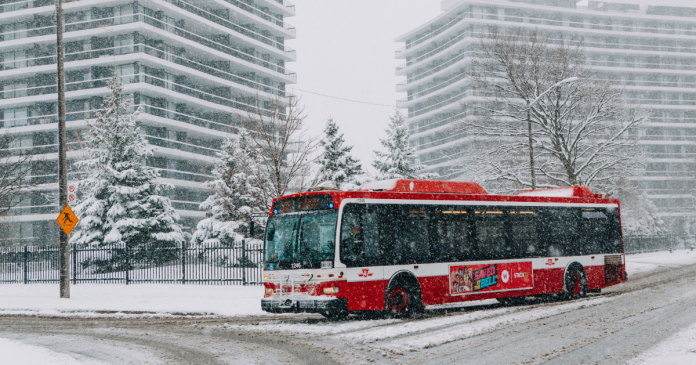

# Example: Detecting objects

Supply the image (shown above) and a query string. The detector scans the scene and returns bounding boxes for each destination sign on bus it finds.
[272,194,335,214]
[449,261,533,296]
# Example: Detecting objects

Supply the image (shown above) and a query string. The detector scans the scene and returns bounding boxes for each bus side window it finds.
[432,209,470,263]
[580,209,608,255]
[339,204,383,267]
[606,207,623,254]
[392,205,430,265]
[474,209,506,260]
[340,204,364,266]
[510,209,538,258]
[538,208,578,257]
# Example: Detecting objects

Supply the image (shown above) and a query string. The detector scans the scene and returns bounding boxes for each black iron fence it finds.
[2,236,694,284]
[0,241,263,285]
[624,235,696,255]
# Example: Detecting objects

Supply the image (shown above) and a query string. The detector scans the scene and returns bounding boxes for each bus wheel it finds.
[386,286,412,317]
[564,265,588,300]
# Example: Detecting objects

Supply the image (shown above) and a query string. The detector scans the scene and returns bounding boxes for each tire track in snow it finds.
[370,297,615,353]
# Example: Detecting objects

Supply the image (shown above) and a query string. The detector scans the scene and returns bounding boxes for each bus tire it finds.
[385,277,423,318]
[563,264,588,300]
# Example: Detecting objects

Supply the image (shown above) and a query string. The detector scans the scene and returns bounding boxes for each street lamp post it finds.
[526,77,579,190]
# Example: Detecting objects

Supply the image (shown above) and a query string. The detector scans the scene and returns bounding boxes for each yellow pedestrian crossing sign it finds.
[57,205,79,235]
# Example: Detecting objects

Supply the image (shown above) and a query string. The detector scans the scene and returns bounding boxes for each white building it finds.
[395,0,696,233]
[0,0,296,245]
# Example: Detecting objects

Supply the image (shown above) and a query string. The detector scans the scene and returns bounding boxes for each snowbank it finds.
[627,322,696,365]
[0,284,267,317]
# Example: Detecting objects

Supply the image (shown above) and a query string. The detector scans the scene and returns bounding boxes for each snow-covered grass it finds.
[0,284,267,317]
[627,321,696,365]
[625,249,696,276]
[0,337,106,365]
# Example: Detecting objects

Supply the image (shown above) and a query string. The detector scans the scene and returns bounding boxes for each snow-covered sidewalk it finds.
[0,250,694,317]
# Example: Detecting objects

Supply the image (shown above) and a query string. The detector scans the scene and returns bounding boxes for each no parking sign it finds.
[68,184,77,205]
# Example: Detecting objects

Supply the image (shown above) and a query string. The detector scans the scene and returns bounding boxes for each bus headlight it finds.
[265,288,273,295]
[323,287,339,294]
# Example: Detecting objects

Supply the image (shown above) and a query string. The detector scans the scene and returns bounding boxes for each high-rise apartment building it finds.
[396,0,696,232]
[0,0,296,245]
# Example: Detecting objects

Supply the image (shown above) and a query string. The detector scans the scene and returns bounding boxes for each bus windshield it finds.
[264,211,338,266]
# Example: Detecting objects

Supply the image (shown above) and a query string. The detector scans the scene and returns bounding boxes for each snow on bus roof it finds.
[358,179,487,194]
[358,179,400,191]
[517,186,600,198]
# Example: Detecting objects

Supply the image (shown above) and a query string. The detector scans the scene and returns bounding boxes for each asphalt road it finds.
[1,262,695,364]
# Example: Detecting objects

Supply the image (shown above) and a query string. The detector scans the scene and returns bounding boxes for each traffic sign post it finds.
[57,205,79,236]
[56,0,70,299]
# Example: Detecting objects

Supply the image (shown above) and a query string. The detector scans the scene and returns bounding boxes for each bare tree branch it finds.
[453,27,648,193]
[237,93,319,207]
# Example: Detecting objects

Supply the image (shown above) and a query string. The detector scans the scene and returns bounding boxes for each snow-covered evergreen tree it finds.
[72,75,183,270]
[373,110,436,180]
[192,131,266,247]
[316,118,363,189]
[611,178,668,236]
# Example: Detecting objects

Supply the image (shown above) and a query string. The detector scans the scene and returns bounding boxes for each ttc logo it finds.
[358,269,373,278]
[545,259,555,266]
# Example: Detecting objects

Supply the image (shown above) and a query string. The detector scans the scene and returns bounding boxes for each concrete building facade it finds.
[0,0,296,245]
[395,0,696,233]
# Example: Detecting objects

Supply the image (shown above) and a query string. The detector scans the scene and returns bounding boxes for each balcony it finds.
[396,12,469,58]
[397,49,475,89]
[161,0,294,55]
[145,135,220,157]
[0,12,295,71]
[1,43,292,96]
[223,0,294,32]
[396,30,475,73]
[0,103,242,136]
[397,72,468,105]
[407,89,475,119]
[0,72,283,117]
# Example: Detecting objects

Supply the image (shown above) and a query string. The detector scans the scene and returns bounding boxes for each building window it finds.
[3,107,28,128]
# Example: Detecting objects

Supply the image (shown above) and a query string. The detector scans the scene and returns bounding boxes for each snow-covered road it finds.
[1,250,696,364]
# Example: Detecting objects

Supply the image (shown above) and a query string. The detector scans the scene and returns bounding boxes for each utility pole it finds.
[56,0,69,299]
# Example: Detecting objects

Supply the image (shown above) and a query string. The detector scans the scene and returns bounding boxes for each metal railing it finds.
[2,72,280,117]
[624,235,696,255]
[0,241,264,285]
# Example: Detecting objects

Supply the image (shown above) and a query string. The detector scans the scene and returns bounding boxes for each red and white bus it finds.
[261,179,625,318]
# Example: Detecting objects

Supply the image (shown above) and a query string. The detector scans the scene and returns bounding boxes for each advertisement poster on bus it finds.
[449,261,533,296]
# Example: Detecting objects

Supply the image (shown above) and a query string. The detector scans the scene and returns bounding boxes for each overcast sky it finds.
[286,0,442,174]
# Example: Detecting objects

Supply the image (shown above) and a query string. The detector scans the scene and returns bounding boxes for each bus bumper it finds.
[261,297,347,314]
